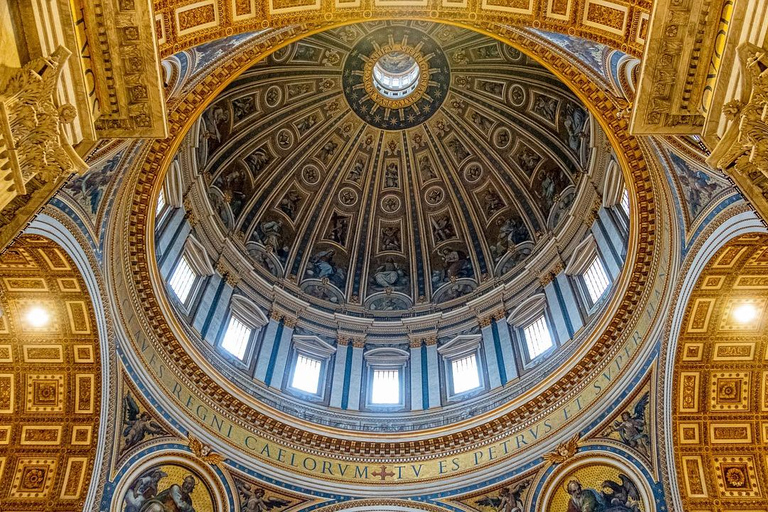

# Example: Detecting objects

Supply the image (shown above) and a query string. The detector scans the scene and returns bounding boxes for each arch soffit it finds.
[153,2,649,58]
[664,215,768,511]
[106,19,667,480]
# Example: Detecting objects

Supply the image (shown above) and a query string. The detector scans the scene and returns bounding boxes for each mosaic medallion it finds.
[342,26,450,130]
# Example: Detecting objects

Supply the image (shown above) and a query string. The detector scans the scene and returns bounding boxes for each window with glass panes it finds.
[583,256,610,304]
[451,353,480,393]
[169,256,197,303]
[371,368,400,404]
[292,354,323,394]
[524,315,553,359]
[221,316,251,360]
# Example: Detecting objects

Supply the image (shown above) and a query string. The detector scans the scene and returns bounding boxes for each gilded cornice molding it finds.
[0,48,89,251]
[708,50,768,223]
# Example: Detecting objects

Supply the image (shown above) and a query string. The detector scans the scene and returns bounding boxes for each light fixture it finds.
[732,303,758,324]
[25,306,50,327]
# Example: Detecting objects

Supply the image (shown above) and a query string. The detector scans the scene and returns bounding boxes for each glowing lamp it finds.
[732,303,758,324]
[25,306,50,327]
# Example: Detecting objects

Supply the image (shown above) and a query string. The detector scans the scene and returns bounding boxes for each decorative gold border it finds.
[153,2,651,59]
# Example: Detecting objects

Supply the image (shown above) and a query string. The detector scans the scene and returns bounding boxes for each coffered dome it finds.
[192,21,595,316]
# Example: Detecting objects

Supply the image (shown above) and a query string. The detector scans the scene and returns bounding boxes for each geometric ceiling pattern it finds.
[195,21,592,311]
[151,0,651,58]
[0,235,100,511]
[673,233,768,511]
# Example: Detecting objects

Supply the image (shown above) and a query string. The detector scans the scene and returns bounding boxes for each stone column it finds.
[329,337,349,409]
[492,309,518,382]
[409,338,424,410]
[158,210,191,277]
[586,203,624,281]
[201,270,238,344]
[598,207,627,262]
[345,338,365,411]
[553,273,584,340]
[543,267,583,344]
[156,207,186,266]
[254,311,283,384]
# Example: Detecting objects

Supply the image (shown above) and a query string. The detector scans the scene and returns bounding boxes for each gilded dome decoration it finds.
[193,21,594,316]
[343,25,448,126]
[151,21,630,432]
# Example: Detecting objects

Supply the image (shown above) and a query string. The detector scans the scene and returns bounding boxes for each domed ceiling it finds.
[195,21,592,314]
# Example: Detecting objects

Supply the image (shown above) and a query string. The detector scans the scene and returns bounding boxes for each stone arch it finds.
[670,231,768,510]
[0,234,103,509]
[153,5,649,59]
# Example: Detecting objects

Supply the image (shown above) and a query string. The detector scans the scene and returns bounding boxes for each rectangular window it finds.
[620,188,630,216]
[451,353,480,394]
[156,187,166,216]
[221,316,252,360]
[371,369,400,404]
[169,255,197,304]
[292,354,322,394]
[583,256,610,304]
[524,315,553,359]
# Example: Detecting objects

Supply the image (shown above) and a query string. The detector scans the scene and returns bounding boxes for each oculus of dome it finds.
[343,26,449,129]
[372,52,421,99]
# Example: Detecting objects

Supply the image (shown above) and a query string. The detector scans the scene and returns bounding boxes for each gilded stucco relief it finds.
[0,235,101,511]
[673,234,768,511]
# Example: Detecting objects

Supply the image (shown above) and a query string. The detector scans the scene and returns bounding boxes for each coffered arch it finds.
[152,0,650,58]
[672,233,768,510]
[0,235,102,510]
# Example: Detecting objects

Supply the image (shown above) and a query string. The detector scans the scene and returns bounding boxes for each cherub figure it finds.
[475,480,530,512]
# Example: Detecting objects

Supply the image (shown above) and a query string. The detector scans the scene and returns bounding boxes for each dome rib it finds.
[194,20,594,312]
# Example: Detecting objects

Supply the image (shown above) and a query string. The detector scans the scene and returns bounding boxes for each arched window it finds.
[438,334,483,397]
[219,295,268,363]
[287,335,336,399]
[566,235,612,311]
[508,294,556,364]
[169,255,196,304]
[523,315,554,359]
[364,348,409,408]
[168,235,214,310]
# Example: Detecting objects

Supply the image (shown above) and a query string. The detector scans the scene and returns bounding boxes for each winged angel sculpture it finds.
[603,392,650,457]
